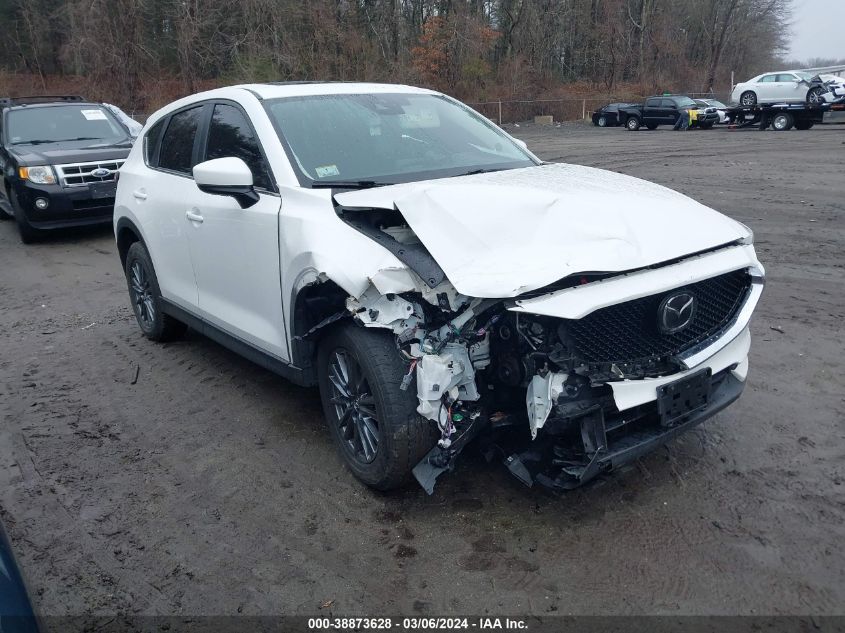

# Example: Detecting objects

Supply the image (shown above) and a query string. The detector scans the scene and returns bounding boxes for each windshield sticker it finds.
[315,165,340,178]
[399,108,439,129]
[81,109,107,121]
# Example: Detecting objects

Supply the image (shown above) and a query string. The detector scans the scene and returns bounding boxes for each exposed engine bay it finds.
[333,207,761,494]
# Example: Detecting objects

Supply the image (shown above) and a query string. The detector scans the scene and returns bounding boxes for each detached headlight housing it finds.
[19,166,57,185]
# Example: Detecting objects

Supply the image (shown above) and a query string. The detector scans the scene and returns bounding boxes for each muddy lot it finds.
[1,124,843,623]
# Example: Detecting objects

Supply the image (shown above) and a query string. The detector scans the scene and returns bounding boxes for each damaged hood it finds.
[335,163,749,298]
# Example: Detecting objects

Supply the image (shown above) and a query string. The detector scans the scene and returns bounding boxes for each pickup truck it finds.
[619,95,719,131]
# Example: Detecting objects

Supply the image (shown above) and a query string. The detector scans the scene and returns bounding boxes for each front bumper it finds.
[12,179,116,229]
[530,367,745,490]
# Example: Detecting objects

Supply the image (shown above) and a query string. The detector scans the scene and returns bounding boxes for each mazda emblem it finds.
[658,291,696,334]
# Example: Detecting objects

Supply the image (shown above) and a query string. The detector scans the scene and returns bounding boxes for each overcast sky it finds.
[788,0,845,61]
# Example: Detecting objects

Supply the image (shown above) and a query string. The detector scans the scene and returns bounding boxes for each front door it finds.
[184,102,290,361]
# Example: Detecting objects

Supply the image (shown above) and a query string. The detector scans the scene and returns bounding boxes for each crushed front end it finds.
[335,202,764,493]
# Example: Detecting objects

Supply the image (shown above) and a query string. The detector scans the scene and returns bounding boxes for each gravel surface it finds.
[1,123,843,624]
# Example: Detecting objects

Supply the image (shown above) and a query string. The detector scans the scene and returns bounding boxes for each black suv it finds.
[0,95,135,242]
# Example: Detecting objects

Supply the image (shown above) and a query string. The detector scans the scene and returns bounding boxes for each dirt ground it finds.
[1,123,843,624]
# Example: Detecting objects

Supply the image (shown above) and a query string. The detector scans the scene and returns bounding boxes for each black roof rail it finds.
[0,95,87,107]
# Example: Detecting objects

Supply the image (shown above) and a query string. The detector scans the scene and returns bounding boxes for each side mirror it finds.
[513,138,528,151]
[193,157,259,209]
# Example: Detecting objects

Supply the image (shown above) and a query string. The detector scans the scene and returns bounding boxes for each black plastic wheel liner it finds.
[334,203,446,289]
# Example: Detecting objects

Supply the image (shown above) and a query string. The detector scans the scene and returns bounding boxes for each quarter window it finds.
[144,119,165,167]
[159,106,203,175]
[205,104,273,191]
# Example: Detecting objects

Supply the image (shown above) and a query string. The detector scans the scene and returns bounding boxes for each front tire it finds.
[740,91,757,106]
[124,241,187,341]
[626,116,641,131]
[807,87,825,105]
[317,324,437,490]
[11,191,41,244]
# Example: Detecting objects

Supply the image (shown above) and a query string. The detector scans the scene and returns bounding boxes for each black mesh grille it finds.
[565,269,751,366]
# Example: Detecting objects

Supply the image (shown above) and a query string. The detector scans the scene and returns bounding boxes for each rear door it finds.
[134,104,208,310]
[756,74,779,101]
[184,101,289,360]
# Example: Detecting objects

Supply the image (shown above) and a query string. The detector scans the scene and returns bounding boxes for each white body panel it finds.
[118,162,199,309]
[185,189,289,359]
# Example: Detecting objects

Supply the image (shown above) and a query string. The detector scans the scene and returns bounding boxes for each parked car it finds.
[591,103,638,127]
[114,83,763,493]
[619,95,720,130]
[0,95,134,243]
[694,98,729,123]
[730,71,845,106]
[0,522,39,633]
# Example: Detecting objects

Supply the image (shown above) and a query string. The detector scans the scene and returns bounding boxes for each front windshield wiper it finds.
[12,136,104,145]
[12,139,59,145]
[453,167,507,177]
[310,180,391,190]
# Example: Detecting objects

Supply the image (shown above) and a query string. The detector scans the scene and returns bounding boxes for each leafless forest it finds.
[0,0,794,113]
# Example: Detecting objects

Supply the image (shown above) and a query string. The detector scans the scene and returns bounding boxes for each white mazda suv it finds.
[114,83,764,493]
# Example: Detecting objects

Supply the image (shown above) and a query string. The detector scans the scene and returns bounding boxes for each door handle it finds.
[186,210,204,224]
[133,190,147,200]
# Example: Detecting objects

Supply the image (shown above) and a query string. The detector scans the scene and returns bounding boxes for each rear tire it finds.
[317,324,437,490]
[795,121,814,130]
[124,241,187,341]
[772,113,794,131]
[740,91,757,106]
[645,123,658,130]
[597,115,607,127]
[626,116,641,131]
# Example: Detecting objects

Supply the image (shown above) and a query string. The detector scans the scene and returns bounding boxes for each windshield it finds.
[7,104,129,145]
[265,93,536,186]
[706,100,727,108]
[675,97,697,108]
[795,72,813,81]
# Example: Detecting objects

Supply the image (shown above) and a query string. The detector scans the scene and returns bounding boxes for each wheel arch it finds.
[289,276,351,378]
[115,217,145,268]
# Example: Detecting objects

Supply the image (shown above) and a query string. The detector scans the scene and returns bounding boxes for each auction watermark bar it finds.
[8,616,845,633]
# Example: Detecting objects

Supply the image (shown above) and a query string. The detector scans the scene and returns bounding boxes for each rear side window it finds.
[159,106,203,175]
[759,75,777,83]
[205,104,273,191]
[144,119,165,166]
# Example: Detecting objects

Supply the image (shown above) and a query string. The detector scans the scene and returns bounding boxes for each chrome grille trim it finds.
[55,160,125,187]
